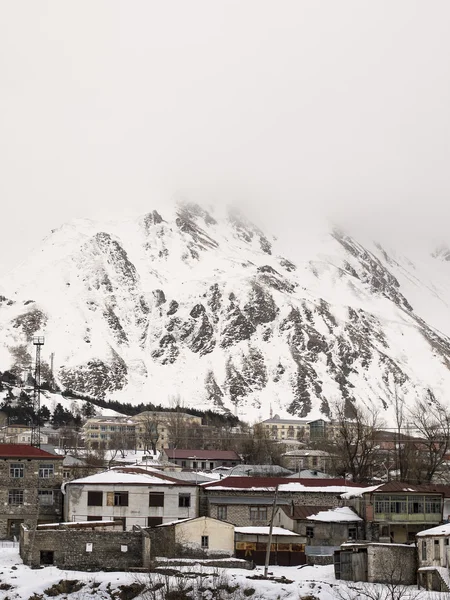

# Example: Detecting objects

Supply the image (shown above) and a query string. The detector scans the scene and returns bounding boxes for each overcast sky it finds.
[1,1,450,276]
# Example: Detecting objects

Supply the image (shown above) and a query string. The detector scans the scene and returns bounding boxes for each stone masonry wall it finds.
[20,527,150,570]
[0,458,63,539]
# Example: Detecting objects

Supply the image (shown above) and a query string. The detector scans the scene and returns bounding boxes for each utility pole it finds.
[50,352,55,390]
[264,485,279,578]
[31,336,44,448]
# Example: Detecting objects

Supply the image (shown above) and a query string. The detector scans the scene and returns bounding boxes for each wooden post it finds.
[264,485,279,577]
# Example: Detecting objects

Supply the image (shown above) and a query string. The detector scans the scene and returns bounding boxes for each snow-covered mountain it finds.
[1,200,450,424]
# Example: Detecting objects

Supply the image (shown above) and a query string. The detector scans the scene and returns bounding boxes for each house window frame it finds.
[217,505,228,521]
[249,506,268,521]
[10,463,24,478]
[114,492,129,507]
[39,463,54,478]
[201,535,209,549]
[8,489,24,505]
[38,490,55,506]
[179,493,191,508]
[306,526,314,539]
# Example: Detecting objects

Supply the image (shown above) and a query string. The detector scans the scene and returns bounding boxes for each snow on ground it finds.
[0,545,438,600]
[0,545,337,600]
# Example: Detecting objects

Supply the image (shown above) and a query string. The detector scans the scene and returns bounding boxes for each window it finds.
[201,535,209,549]
[149,492,164,507]
[210,462,214,470]
[39,464,54,478]
[434,539,441,560]
[425,497,442,514]
[147,517,163,527]
[10,463,24,478]
[192,461,198,469]
[179,493,191,508]
[249,507,267,521]
[8,490,24,505]
[63,470,71,479]
[217,506,227,520]
[348,527,357,540]
[181,461,186,468]
[38,490,54,506]
[114,492,129,506]
[201,462,206,470]
[306,526,314,539]
[422,541,427,561]
[88,491,103,506]
[410,496,424,514]
[87,516,101,521]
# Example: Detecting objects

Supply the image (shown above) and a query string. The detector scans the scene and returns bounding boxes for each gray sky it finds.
[1,1,450,276]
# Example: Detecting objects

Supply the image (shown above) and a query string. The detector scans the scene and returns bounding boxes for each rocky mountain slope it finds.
[1,201,450,423]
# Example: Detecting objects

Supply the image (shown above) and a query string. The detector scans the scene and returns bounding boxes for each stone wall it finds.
[20,525,151,571]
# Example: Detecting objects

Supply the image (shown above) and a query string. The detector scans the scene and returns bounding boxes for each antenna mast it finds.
[31,336,44,448]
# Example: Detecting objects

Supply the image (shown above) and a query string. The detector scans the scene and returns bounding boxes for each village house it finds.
[0,444,64,539]
[20,520,151,570]
[201,476,365,527]
[151,516,235,558]
[64,466,199,529]
[362,481,450,543]
[417,523,450,591]
[274,505,363,560]
[162,448,242,470]
[0,426,49,445]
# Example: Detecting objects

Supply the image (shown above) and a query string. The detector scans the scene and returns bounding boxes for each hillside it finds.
[1,200,450,423]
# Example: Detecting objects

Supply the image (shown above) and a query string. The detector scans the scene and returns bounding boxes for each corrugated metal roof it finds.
[373,481,450,495]
[204,476,357,489]
[0,443,63,459]
[278,505,334,520]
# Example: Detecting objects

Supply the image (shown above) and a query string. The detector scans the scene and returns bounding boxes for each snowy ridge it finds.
[1,199,450,423]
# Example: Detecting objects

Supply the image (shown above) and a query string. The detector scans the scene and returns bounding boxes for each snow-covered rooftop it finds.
[306,506,362,523]
[235,527,299,536]
[416,523,450,537]
[68,469,178,485]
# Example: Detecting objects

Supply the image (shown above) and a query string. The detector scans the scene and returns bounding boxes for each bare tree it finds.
[409,394,450,483]
[136,413,161,454]
[325,401,384,483]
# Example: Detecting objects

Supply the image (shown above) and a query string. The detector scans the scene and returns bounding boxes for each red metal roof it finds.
[164,449,241,460]
[372,481,450,496]
[279,505,334,520]
[0,444,62,459]
[203,477,358,489]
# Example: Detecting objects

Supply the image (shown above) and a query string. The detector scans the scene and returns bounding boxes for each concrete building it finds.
[83,411,203,451]
[0,427,49,445]
[151,516,235,557]
[417,523,450,591]
[64,466,199,529]
[0,444,64,539]
[20,520,151,570]
[162,449,241,470]
[335,542,417,585]
[259,415,310,443]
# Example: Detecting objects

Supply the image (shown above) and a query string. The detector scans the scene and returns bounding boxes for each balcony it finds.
[374,512,441,523]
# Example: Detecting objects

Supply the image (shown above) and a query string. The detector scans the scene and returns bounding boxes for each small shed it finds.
[235,526,305,566]
[334,542,417,585]
[151,516,234,558]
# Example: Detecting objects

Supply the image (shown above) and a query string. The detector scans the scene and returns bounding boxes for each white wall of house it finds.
[174,517,234,555]
[64,483,199,530]
[419,536,450,568]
